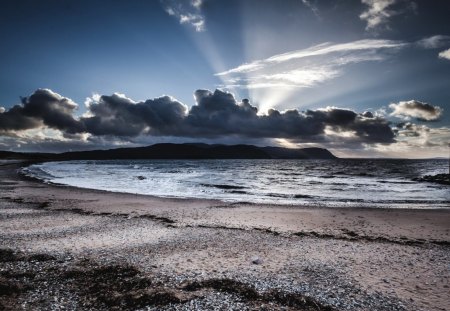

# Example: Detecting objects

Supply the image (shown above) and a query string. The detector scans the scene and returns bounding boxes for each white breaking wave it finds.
[22,159,450,209]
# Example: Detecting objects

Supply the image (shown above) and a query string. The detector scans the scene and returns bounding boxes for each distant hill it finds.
[0,150,54,161]
[0,143,337,160]
[262,146,336,159]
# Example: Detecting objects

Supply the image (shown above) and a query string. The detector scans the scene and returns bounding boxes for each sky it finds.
[0,0,449,158]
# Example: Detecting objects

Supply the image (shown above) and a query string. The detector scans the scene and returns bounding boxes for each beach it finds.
[1,161,449,310]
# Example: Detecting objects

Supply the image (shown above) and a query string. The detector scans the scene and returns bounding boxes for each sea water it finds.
[23,159,450,209]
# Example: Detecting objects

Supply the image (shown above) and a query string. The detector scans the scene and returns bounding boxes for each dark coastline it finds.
[0,143,337,161]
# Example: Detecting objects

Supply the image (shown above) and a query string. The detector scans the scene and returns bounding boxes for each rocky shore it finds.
[413,173,450,185]
[0,162,449,311]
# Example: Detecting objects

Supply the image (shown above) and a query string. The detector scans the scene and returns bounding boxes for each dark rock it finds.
[0,249,18,262]
[251,256,263,265]
[27,254,56,262]
[414,174,450,185]
[0,277,25,296]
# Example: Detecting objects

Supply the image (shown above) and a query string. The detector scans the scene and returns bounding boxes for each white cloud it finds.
[225,67,341,90]
[374,107,387,118]
[179,13,204,32]
[0,107,5,113]
[438,48,450,60]
[267,39,403,63]
[359,0,416,32]
[302,0,320,18]
[263,68,340,86]
[395,124,450,148]
[191,0,202,9]
[216,39,405,92]
[416,35,450,49]
[360,0,397,30]
[217,39,405,76]
[162,0,205,32]
[389,100,443,121]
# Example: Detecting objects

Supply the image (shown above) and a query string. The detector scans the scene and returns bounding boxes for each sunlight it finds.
[236,3,296,113]
[251,86,296,114]
[218,3,407,113]
[274,138,299,148]
[188,31,235,94]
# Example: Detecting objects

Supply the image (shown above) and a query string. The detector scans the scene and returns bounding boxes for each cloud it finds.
[393,123,450,148]
[359,0,416,31]
[82,93,188,136]
[362,123,450,158]
[302,0,320,18]
[162,0,205,32]
[359,0,396,30]
[0,89,84,133]
[416,35,450,49]
[217,39,404,76]
[360,0,397,30]
[438,48,450,60]
[216,39,405,91]
[3,88,450,157]
[97,89,395,144]
[1,88,396,146]
[224,67,341,90]
[389,100,443,121]
[415,35,450,61]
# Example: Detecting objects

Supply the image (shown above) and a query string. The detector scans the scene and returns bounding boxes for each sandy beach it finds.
[1,161,449,311]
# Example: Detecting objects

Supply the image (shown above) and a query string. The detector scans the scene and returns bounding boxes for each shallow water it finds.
[23,159,450,209]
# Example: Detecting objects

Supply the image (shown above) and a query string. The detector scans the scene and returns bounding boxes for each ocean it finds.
[23,159,450,209]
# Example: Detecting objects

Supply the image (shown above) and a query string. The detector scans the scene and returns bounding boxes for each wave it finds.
[267,193,315,199]
[228,190,248,194]
[22,165,56,182]
[377,180,415,184]
[200,183,247,190]
[21,159,450,209]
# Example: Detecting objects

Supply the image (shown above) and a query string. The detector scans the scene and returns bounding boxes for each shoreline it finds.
[10,161,450,244]
[18,160,450,211]
[1,161,449,310]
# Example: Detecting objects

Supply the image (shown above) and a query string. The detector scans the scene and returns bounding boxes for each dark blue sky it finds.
[0,0,449,157]
[0,0,215,106]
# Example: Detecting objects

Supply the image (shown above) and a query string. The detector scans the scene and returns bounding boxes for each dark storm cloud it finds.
[393,122,423,137]
[0,89,84,133]
[0,88,396,144]
[389,100,443,121]
[186,89,394,143]
[0,105,42,131]
[183,89,259,136]
[162,89,394,143]
[82,93,187,136]
[302,107,393,143]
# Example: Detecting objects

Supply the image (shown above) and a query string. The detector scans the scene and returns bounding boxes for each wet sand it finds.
[0,161,449,310]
